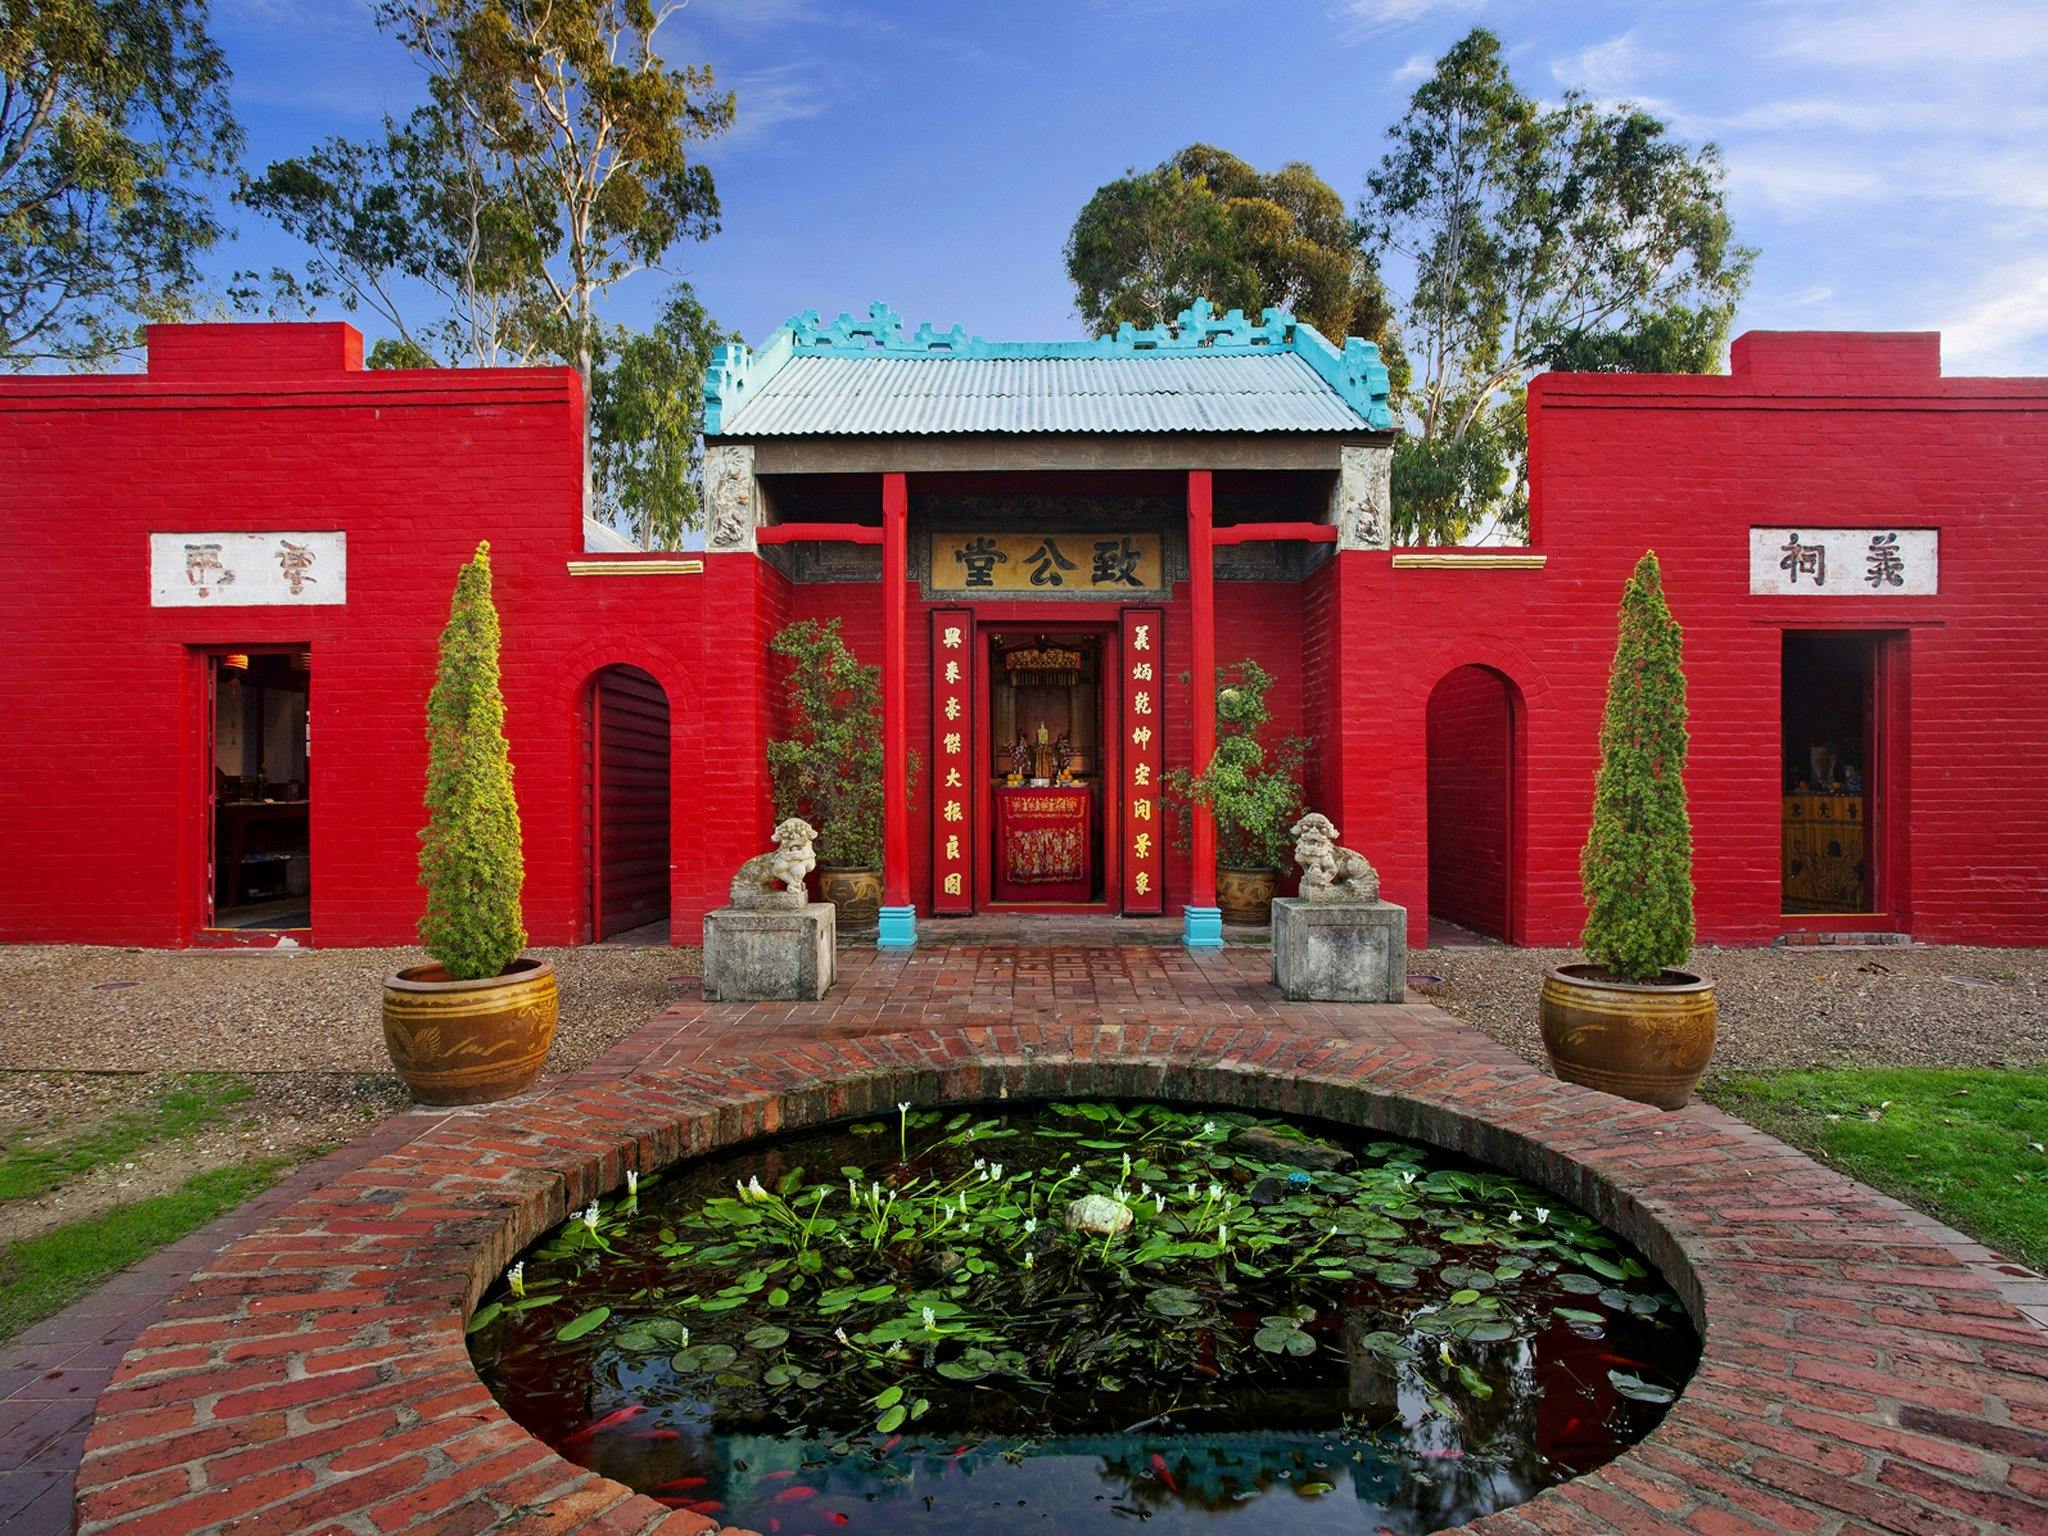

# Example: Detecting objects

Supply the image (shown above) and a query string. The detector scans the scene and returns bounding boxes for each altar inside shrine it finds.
[993,785,1095,902]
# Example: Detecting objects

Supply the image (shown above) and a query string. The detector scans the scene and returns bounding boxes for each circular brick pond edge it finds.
[76,1026,2048,1536]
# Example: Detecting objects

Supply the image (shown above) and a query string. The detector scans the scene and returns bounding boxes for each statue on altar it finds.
[1031,723,1056,783]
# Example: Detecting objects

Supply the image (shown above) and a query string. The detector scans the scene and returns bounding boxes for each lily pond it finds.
[468,1103,1696,1534]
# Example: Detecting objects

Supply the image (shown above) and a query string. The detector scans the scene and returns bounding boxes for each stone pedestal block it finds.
[702,902,836,1001]
[1271,897,1407,1003]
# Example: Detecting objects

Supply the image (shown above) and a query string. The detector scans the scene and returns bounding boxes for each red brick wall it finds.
[5,324,2042,951]
[1340,330,2048,948]
[1426,665,1514,939]
[0,323,730,949]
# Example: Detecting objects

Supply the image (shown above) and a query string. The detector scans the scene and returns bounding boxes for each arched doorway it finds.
[589,665,671,941]
[1425,665,1517,943]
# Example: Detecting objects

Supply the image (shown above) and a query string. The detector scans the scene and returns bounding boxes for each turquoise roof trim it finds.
[704,299,1393,435]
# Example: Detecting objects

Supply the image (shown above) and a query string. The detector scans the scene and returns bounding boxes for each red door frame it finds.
[968,606,1124,913]
[191,644,312,945]
[1778,629,1903,934]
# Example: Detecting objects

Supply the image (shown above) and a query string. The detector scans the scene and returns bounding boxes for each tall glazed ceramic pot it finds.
[382,957,558,1105]
[1538,964,1715,1110]
[1216,866,1278,926]
[818,866,883,928]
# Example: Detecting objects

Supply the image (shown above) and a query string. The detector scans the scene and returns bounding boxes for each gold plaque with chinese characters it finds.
[929,532,1165,598]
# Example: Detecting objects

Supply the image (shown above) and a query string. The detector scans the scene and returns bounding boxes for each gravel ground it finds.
[1410,942,2048,1077]
[0,943,700,1075]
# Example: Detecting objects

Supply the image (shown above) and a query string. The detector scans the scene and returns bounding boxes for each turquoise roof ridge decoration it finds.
[703,298,1394,434]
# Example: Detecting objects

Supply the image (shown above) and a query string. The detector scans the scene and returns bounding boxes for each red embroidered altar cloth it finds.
[993,786,1094,903]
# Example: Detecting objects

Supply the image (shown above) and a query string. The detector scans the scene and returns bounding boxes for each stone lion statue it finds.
[729,818,818,910]
[1291,812,1380,903]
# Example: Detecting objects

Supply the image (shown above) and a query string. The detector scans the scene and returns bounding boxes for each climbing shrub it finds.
[418,541,527,980]
[1580,550,1694,981]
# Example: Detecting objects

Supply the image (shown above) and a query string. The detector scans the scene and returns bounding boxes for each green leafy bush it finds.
[767,619,914,868]
[1165,658,1307,872]
[1580,551,1694,980]
[417,541,526,979]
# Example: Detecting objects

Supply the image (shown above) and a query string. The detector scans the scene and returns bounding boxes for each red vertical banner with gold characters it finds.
[930,608,974,914]
[1121,608,1165,914]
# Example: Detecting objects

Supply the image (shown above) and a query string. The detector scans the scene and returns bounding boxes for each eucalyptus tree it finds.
[0,0,241,367]
[1361,29,1750,542]
[237,102,551,370]
[372,0,734,400]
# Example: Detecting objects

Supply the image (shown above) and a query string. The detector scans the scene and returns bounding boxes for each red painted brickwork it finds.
[1427,664,1515,939]
[2,324,2044,948]
[1351,331,2048,947]
[0,324,737,949]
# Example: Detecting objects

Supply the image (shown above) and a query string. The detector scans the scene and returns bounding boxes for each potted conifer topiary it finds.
[766,619,914,928]
[380,541,558,1105]
[1165,659,1308,925]
[1540,550,1715,1109]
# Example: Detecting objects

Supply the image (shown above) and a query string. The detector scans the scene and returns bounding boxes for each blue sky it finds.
[211,0,2048,375]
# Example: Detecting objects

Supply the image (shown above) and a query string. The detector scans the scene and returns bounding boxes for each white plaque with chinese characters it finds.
[150,531,347,607]
[1748,528,1937,596]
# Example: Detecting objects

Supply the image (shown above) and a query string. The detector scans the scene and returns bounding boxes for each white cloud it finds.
[1722,150,1886,208]
[709,65,834,149]
[1773,0,2048,71]
[1551,32,1669,96]
[1333,0,1484,39]
[1391,50,1434,83]
[1935,254,2048,374]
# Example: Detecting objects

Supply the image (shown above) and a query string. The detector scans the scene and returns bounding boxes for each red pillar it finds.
[877,470,916,947]
[1184,470,1223,947]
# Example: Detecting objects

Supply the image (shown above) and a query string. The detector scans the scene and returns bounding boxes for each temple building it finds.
[1,310,2044,951]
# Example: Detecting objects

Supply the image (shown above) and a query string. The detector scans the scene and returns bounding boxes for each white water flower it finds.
[871,1180,881,1203]
[835,1327,849,1345]
[506,1262,525,1298]
[921,1306,937,1331]
[1536,1207,1552,1224]
[1121,1152,1132,1177]
[1140,1182,1152,1199]
[747,1175,767,1202]
[898,1102,911,1114]
[974,1157,987,1170]
[1023,1216,1038,1236]
[1401,1170,1417,1186]
[1024,1251,1034,1269]
[1154,1193,1166,1214]
[677,1326,689,1349]
[1203,1121,1217,1136]
[1439,1341,1454,1367]
[1186,1183,1197,1201]
[625,1170,639,1197]
[990,1163,1003,1182]
[1207,1182,1222,1201]
[581,1202,599,1231]
[1217,1224,1229,1246]
[1509,1211,1522,1225]
[959,1193,969,1215]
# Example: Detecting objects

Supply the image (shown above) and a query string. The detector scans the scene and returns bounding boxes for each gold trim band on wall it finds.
[566,559,704,576]
[1391,552,1548,569]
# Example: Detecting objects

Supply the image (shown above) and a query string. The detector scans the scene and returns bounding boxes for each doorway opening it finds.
[1425,665,1517,944]
[589,666,672,942]
[209,650,311,931]
[987,631,1106,906]
[1781,633,1882,917]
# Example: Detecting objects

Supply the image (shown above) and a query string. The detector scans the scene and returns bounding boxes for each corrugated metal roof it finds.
[718,352,1375,436]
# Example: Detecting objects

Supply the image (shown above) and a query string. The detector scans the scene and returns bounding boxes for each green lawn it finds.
[0,1074,306,1342]
[0,1074,252,1201]
[1704,1067,2047,1270]
[0,1159,292,1339]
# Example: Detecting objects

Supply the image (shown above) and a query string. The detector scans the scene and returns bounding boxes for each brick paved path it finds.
[0,1114,443,1536]
[53,946,2048,1534]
